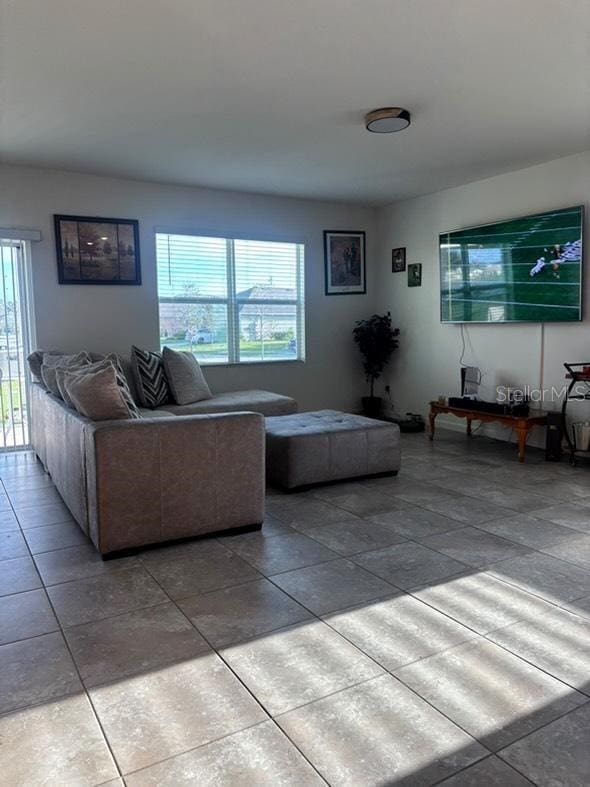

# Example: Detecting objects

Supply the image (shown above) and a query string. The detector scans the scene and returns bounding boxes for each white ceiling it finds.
[1,0,589,206]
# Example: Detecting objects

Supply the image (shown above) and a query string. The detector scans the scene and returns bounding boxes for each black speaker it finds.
[545,412,563,462]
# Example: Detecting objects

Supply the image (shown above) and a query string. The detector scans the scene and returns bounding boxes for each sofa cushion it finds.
[41,352,91,396]
[117,355,141,404]
[137,408,175,418]
[64,364,138,421]
[161,389,298,417]
[162,346,212,405]
[130,346,170,409]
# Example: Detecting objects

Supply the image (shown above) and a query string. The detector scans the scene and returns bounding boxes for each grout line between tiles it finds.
[261,510,590,762]
[0,471,124,782]
[135,553,330,783]
[255,568,503,760]
[118,717,328,784]
[263,561,588,764]
[2,439,590,784]
[429,752,538,786]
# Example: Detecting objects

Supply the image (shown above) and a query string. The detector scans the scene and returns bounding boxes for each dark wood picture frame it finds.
[324,230,366,295]
[54,214,141,285]
[392,247,406,272]
[408,262,422,287]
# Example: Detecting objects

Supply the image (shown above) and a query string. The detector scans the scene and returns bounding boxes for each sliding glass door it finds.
[0,240,35,449]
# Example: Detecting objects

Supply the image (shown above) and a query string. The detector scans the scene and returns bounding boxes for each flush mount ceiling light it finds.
[365,107,411,133]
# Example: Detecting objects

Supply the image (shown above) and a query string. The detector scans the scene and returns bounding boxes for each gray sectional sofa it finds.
[30,356,297,556]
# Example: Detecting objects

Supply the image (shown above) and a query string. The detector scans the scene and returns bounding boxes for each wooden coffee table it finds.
[428,402,547,463]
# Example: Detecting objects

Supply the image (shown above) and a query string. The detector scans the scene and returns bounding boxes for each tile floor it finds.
[1,430,590,785]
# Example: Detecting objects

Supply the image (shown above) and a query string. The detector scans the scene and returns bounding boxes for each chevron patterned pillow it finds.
[130,346,171,409]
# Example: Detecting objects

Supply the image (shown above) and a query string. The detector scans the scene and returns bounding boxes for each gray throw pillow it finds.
[63,365,136,421]
[41,352,91,396]
[85,352,141,406]
[58,357,140,418]
[27,350,64,383]
[55,363,93,407]
[162,346,212,405]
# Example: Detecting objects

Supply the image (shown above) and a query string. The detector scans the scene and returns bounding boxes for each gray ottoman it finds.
[265,409,401,490]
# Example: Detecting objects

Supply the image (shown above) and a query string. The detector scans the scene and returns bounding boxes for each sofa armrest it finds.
[84,411,265,554]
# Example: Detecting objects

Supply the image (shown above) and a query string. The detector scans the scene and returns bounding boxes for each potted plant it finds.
[353,312,399,417]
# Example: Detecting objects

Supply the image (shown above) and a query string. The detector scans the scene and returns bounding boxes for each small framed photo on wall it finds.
[392,247,406,272]
[54,214,141,285]
[324,230,366,295]
[408,263,422,287]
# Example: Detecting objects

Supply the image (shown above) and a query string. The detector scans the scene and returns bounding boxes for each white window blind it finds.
[156,233,305,365]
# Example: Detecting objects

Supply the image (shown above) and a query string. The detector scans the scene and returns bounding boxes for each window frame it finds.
[156,230,306,367]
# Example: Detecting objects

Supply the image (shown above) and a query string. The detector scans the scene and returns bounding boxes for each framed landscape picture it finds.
[392,247,406,272]
[54,215,141,285]
[324,230,366,295]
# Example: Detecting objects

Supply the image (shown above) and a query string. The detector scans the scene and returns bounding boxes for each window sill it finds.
[199,359,306,369]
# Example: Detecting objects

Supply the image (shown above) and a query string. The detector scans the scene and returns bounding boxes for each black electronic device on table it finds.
[448,397,530,417]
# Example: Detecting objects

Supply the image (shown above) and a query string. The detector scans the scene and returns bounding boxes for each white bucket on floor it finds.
[573,421,590,451]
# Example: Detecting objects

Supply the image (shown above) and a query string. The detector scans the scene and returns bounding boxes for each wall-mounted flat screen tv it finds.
[440,206,583,323]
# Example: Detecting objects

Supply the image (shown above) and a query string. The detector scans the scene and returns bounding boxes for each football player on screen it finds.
[529,239,581,279]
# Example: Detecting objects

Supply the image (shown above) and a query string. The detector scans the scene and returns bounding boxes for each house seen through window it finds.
[156,233,305,364]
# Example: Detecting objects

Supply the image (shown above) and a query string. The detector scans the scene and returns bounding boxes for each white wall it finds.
[4,153,588,427]
[0,165,377,411]
[376,151,590,444]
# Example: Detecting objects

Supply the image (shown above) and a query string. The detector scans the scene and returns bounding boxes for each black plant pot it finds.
[361,396,383,418]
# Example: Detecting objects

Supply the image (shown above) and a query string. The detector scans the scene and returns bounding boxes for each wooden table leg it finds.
[429,411,436,440]
[516,427,528,463]
[466,417,472,437]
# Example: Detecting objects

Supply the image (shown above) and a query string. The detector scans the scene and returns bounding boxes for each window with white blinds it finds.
[156,233,305,365]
